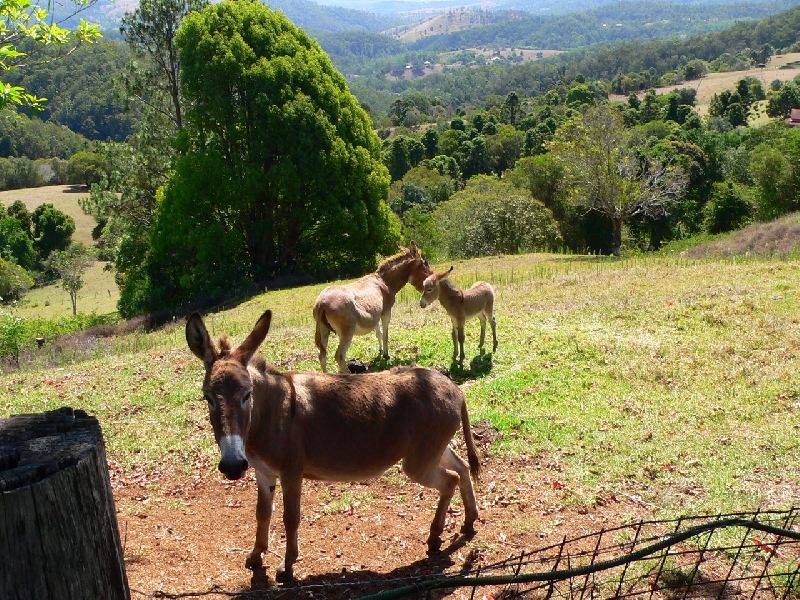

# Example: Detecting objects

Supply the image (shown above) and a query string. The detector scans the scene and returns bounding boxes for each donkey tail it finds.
[313,305,331,353]
[460,401,481,481]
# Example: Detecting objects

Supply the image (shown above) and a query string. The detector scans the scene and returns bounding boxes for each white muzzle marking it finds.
[219,434,246,462]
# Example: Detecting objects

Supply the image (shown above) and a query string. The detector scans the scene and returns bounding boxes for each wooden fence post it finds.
[0,407,130,600]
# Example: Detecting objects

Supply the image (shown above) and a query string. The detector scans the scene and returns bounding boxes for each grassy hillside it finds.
[0,184,96,245]
[1,248,798,519]
[610,52,800,116]
[0,184,120,318]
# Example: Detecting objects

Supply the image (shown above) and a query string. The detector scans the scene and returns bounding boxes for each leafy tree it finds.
[704,182,753,234]
[0,217,35,269]
[766,81,800,119]
[500,91,520,126]
[0,258,32,303]
[67,151,106,187]
[120,0,210,130]
[142,0,397,311]
[50,243,95,315]
[549,106,687,256]
[0,0,101,112]
[32,204,75,261]
[421,128,439,159]
[431,176,561,259]
[6,200,31,233]
[0,309,27,365]
[565,84,595,108]
[749,141,797,220]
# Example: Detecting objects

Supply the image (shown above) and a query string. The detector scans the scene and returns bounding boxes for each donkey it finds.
[186,309,480,583]
[419,266,498,365]
[313,241,432,373]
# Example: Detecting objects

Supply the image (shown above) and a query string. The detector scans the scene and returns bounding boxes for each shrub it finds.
[704,182,754,234]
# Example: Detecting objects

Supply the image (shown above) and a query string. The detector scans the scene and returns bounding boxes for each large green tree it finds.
[549,106,687,256]
[144,0,396,310]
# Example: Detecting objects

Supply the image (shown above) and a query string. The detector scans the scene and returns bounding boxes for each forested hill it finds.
[343,2,800,114]
[264,0,397,32]
[409,0,799,51]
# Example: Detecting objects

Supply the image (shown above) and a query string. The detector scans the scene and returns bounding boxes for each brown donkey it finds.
[313,241,431,373]
[419,266,498,365]
[186,309,480,583]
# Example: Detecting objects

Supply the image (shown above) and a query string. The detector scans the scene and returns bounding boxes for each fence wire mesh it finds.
[139,508,800,600]
[358,508,800,600]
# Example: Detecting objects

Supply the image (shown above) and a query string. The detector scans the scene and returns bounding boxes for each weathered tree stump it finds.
[0,407,130,600]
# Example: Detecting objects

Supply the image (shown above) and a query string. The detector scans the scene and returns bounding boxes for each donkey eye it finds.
[205,394,216,410]
[241,391,252,407]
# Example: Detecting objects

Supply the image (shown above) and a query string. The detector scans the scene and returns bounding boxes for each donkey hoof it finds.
[275,566,294,584]
[245,552,263,569]
[426,536,443,554]
[461,522,476,538]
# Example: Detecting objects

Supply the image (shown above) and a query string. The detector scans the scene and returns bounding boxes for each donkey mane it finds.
[218,336,233,356]
[376,248,414,275]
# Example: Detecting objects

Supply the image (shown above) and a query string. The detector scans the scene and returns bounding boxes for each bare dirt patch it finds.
[116,453,648,599]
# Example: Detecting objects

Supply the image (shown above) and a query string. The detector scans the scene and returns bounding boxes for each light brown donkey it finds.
[185,309,481,583]
[312,241,431,373]
[419,266,498,365]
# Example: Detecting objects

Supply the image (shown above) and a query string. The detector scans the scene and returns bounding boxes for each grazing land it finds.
[1,236,799,596]
[610,52,800,117]
[0,184,119,318]
[0,184,96,245]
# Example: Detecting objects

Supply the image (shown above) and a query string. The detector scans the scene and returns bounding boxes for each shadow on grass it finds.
[352,352,494,385]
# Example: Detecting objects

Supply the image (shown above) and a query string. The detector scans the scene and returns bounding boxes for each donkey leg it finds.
[441,446,479,535]
[457,325,466,364]
[402,457,459,552]
[246,470,277,569]
[450,322,459,362]
[380,312,391,358]
[477,314,487,353]
[490,314,498,352]
[316,323,331,373]
[276,474,303,583]
[334,332,354,374]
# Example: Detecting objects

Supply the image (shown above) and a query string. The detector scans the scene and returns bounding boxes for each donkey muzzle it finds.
[419,298,428,308]
[218,434,249,480]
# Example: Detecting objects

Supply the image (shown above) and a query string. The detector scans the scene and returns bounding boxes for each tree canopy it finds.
[139,0,397,311]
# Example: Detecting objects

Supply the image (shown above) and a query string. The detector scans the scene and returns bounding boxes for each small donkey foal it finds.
[186,309,481,583]
[419,266,498,365]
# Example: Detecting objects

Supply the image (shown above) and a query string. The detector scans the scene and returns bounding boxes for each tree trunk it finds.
[0,407,130,600]
[612,217,624,256]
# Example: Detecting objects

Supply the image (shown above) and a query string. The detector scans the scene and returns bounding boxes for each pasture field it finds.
[2,251,799,502]
[610,52,800,117]
[1,249,799,594]
[0,184,120,318]
[0,184,96,245]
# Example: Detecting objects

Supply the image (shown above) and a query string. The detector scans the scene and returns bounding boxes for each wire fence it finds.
[138,508,800,600]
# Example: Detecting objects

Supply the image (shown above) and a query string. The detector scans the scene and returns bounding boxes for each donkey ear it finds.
[408,240,420,259]
[235,310,272,365]
[437,266,454,280]
[186,311,218,368]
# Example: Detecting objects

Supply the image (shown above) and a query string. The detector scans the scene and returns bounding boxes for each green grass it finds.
[1,251,799,520]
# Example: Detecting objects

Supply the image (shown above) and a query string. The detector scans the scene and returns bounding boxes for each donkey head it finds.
[186,310,272,480]
[419,266,453,308]
[403,241,434,292]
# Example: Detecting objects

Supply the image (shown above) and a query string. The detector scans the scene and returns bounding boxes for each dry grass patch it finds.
[610,52,800,116]
[682,214,800,259]
[0,184,95,245]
